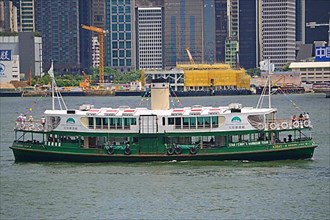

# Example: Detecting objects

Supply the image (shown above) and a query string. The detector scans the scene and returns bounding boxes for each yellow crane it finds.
[81,24,106,85]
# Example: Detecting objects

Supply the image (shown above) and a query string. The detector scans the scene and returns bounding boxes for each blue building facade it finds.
[164,0,203,68]
[35,0,81,73]
[203,0,216,64]
[239,0,257,69]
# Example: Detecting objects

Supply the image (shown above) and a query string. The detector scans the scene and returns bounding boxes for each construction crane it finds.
[185,48,195,65]
[80,71,90,90]
[306,17,330,45]
[81,24,106,85]
[272,75,286,87]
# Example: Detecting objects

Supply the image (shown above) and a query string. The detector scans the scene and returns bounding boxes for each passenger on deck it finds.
[28,115,33,122]
[41,115,46,127]
[299,113,304,121]
[288,134,293,142]
[17,114,23,122]
[304,112,310,121]
[291,114,297,123]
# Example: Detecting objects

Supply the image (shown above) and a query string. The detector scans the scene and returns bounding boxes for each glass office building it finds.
[106,0,136,72]
[136,7,163,70]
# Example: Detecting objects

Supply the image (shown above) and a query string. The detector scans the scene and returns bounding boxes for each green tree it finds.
[282,63,291,71]
[246,68,261,77]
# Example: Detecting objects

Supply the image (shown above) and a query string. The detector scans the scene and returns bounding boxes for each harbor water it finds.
[1,94,329,219]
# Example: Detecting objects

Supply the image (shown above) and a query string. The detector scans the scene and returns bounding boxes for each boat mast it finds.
[49,61,55,110]
[48,60,67,110]
[256,59,274,109]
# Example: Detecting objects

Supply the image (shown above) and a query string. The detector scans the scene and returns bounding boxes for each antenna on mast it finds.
[48,60,67,110]
[257,59,275,108]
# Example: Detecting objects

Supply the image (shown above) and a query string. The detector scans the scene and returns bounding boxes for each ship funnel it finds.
[151,79,170,110]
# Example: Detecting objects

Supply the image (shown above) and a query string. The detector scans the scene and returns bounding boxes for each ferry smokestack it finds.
[151,79,170,110]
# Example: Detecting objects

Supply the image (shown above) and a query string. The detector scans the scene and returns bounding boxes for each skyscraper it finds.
[19,0,35,32]
[225,0,239,68]
[0,0,18,32]
[305,0,330,44]
[163,0,204,67]
[239,0,257,69]
[106,0,136,72]
[35,0,81,72]
[214,0,227,62]
[79,0,92,72]
[296,0,305,44]
[203,0,216,63]
[258,0,296,69]
[136,7,163,70]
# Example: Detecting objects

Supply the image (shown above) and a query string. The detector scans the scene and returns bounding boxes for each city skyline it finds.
[0,0,329,76]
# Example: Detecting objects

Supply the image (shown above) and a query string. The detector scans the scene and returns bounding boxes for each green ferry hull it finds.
[10,144,316,163]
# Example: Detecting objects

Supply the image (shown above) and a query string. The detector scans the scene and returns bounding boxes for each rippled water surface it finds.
[1,94,329,219]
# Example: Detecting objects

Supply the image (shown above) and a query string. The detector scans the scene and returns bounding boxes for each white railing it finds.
[15,121,53,132]
[264,119,312,130]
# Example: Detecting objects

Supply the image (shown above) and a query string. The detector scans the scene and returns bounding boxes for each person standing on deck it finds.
[41,115,46,128]
[304,112,310,121]
[28,115,33,122]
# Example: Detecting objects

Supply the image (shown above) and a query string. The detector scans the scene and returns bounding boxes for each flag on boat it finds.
[259,59,275,72]
[48,60,54,79]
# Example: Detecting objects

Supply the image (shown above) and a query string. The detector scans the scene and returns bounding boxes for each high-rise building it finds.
[92,36,100,68]
[225,0,239,68]
[0,0,18,32]
[163,0,204,68]
[92,0,106,29]
[106,0,136,72]
[20,0,35,32]
[305,0,330,45]
[296,0,305,44]
[136,7,163,70]
[203,0,216,63]
[79,0,92,72]
[35,0,81,73]
[239,0,257,69]
[214,0,227,62]
[258,0,296,69]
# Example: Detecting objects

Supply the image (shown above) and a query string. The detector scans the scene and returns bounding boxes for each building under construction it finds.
[176,63,251,91]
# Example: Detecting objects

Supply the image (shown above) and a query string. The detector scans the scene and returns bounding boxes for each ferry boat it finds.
[10,65,317,162]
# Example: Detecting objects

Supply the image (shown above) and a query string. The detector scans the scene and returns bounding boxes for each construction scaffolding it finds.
[176,63,250,90]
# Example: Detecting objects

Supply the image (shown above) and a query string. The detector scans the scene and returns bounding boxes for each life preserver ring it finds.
[167,147,175,155]
[293,121,300,128]
[189,147,197,154]
[107,146,115,155]
[174,147,182,155]
[303,120,310,127]
[281,122,289,129]
[124,147,131,155]
[257,123,264,130]
[269,123,277,130]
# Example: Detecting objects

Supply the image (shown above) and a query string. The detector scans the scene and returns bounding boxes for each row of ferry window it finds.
[88,117,137,129]
[87,116,220,130]
[167,116,219,129]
